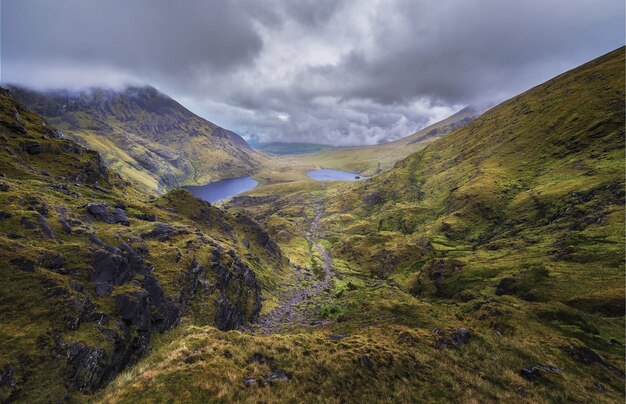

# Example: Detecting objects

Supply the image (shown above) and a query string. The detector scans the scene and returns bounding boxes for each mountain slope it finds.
[107,47,626,403]
[9,85,262,193]
[0,88,287,402]
[286,106,479,176]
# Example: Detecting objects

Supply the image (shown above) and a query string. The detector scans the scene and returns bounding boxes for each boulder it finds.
[66,342,107,392]
[519,364,559,381]
[85,203,130,225]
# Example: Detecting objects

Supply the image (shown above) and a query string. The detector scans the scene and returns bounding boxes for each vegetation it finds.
[1,47,624,403]
[9,86,264,193]
[0,88,288,402]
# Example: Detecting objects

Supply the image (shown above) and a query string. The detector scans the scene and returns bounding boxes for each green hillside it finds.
[0,88,288,402]
[99,47,626,403]
[9,86,263,193]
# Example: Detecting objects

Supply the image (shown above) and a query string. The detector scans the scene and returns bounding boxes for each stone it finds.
[451,328,471,345]
[66,342,107,391]
[21,141,44,154]
[0,211,12,219]
[85,203,130,225]
[95,282,113,297]
[115,293,152,331]
[495,277,517,295]
[0,182,9,192]
[519,364,559,381]
[37,213,55,239]
[10,258,35,272]
[0,364,15,390]
[265,370,290,382]
[136,213,157,222]
[20,216,37,229]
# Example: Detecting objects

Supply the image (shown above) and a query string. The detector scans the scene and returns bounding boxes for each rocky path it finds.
[246,198,334,334]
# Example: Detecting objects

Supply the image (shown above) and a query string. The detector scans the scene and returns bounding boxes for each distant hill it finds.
[8,85,262,192]
[288,106,480,175]
[252,142,335,155]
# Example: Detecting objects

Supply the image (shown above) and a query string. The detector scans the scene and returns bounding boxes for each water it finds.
[306,168,368,181]
[183,176,259,203]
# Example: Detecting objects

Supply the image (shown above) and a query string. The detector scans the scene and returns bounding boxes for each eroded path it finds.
[245,197,334,334]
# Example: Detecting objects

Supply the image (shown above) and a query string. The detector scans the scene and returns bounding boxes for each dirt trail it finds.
[246,197,333,334]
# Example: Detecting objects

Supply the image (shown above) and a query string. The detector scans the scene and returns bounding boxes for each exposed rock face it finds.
[85,203,130,225]
[212,250,262,331]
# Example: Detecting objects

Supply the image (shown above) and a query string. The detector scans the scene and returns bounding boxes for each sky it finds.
[1,0,624,146]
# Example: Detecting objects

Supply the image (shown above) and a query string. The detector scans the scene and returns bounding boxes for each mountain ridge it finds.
[8,84,262,193]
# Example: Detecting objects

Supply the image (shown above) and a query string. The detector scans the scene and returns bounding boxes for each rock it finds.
[451,328,471,345]
[495,277,517,295]
[397,331,419,346]
[115,293,152,331]
[110,208,130,225]
[564,345,625,378]
[0,364,15,390]
[519,364,560,381]
[212,254,262,331]
[521,291,538,302]
[136,213,157,222]
[357,355,374,370]
[85,203,130,225]
[20,216,37,229]
[141,275,180,332]
[328,334,349,342]
[433,327,472,349]
[37,213,55,239]
[10,258,35,272]
[243,378,258,386]
[265,370,290,382]
[21,141,44,154]
[95,282,113,297]
[591,380,606,393]
[66,342,107,391]
[59,219,72,234]
[91,243,150,286]
[41,252,65,269]
[0,211,12,219]
[0,182,9,192]
[141,223,189,241]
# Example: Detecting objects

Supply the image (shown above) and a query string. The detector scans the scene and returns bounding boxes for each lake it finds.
[306,168,368,181]
[183,176,259,203]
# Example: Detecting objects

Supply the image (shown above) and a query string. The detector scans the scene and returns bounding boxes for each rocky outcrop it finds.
[212,250,262,331]
[85,203,130,225]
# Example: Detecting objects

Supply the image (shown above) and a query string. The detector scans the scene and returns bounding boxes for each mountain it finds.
[0,88,287,401]
[1,47,624,403]
[156,47,623,402]
[252,142,335,155]
[287,106,480,175]
[8,85,262,193]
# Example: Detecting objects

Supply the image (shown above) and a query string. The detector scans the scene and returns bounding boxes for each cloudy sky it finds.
[1,0,624,146]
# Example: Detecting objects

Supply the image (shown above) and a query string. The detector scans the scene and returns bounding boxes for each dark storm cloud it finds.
[1,0,624,145]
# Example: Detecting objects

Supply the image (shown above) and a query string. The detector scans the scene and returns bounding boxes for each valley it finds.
[0,48,623,403]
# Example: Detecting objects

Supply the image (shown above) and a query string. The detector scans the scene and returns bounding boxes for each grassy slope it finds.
[286,106,478,175]
[100,49,624,403]
[0,89,288,402]
[9,86,264,193]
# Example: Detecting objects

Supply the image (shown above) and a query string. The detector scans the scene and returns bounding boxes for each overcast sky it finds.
[1,0,624,146]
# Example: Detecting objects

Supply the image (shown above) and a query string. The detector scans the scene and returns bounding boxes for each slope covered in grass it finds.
[101,49,625,402]
[0,88,288,402]
[9,86,263,193]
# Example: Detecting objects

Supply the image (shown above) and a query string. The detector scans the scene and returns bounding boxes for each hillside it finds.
[0,88,288,402]
[285,106,479,176]
[8,85,262,193]
[99,47,626,403]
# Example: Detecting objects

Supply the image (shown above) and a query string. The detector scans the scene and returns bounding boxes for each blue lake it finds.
[183,176,259,203]
[306,169,368,181]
